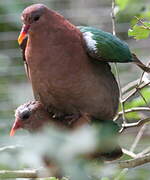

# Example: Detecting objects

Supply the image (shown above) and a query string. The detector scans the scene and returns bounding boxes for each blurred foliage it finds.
[0,125,119,180]
[116,0,150,39]
[129,88,150,107]
[124,88,150,119]
[128,20,150,39]
[116,0,130,10]
[116,0,150,22]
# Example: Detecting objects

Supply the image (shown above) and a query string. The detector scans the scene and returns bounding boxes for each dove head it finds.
[10,101,49,136]
[18,4,51,45]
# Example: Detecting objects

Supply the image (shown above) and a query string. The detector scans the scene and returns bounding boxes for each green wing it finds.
[78,26,133,63]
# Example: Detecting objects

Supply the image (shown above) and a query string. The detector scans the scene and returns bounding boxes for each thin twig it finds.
[111,0,126,124]
[115,66,127,123]
[137,146,150,157]
[137,89,150,107]
[122,78,141,95]
[111,0,116,35]
[0,169,50,179]
[122,117,150,129]
[0,145,23,152]
[114,107,150,120]
[122,58,150,104]
[117,153,150,168]
[122,146,150,159]
[114,168,128,180]
[130,124,147,152]
[122,81,150,103]
[138,71,145,85]
[134,16,150,30]
[122,61,150,94]
[122,148,137,158]
[122,60,150,102]
[119,117,150,133]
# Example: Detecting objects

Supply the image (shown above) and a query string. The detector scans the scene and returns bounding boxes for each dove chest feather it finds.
[25,28,119,118]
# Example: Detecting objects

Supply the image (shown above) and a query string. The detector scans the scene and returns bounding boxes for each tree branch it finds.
[134,16,150,30]
[122,79,141,95]
[111,0,127,124]
[137,89,150,108]
[118,153,150,168]
[122,148,137,158]
[114,107,150,120]
[129,124,147,152]
[120,117,150,130]
[1,152,150,179]
[122,81,150,103]
[0,169,50,179]
[137,146,150,157]
[0,145,22,152]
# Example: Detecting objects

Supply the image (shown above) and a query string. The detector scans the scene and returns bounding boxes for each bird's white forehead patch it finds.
[83,32,97,52]
[15,105,29,117]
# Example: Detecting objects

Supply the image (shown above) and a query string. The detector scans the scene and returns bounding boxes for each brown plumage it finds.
[18,4,119,122]
[10,101,122,160]
[10,101,90,135]
[16,4,123,160]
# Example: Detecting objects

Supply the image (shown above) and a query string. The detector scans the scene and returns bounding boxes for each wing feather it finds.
[19,36,30,80]
[78,26,132,63]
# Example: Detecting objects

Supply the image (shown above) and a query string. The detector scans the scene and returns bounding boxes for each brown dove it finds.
[17,4,124,159]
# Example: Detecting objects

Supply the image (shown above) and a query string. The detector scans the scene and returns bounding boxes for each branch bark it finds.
[129,124,147,152]
[118,117,150,133]
[118,153,150,168]
[122,148,137,158]
[0,145,22,152]
[122,81,150,103]
[122,79,141,95]
[120,117,150,131]
[0,169,50,179]
[111,0,127,124]
[114,107,150,120]
[1,152,150,179]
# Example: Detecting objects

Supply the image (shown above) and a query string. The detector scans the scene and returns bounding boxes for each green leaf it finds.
[128,25,150,39]
[40,177,59,180]
[140,7,150,20]
[116,0,130,10]
[143,22,150,28]
[130,88,150,107]
[125,112,139,119]
[122,87,150,120]
[101,177,110,180]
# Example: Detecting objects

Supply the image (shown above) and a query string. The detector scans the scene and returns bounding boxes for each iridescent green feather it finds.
[78,26,133,62]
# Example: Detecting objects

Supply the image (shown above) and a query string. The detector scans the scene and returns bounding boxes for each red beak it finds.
[10,121,21,136]
[18,24,30,45]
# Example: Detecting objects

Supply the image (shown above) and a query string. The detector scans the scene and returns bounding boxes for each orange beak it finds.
[10,121,21,136]
[18,25,30,45]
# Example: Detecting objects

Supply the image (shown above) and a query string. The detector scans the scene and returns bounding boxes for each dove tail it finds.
[132,53,150,73]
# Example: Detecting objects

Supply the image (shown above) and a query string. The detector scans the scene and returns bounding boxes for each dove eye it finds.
[22,112,30,120]
[19,109,31,120]
[33,15,40,22]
